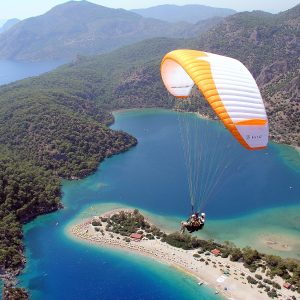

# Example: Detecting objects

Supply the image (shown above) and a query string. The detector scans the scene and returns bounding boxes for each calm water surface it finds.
[0,60,65,85]
[10,109,300,299]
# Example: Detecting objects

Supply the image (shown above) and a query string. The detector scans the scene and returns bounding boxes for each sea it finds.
[6,109,299,299]
[0,60,65,86]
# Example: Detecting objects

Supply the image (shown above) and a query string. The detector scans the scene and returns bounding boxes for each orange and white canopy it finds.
[161,49,269,150]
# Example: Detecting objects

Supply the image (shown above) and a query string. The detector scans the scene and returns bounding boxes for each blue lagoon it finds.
[15,109,300,299]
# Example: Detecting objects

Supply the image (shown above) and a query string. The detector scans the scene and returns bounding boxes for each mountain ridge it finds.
[0,1,222,61]
[131,4,236,23]
[0,18,20,34]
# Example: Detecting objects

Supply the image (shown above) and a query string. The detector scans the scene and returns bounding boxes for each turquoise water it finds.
[8,109,300,299]
[19,215,219,300]
[0,60,65,85]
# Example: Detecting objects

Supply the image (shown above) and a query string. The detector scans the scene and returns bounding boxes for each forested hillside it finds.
[0,147,60,271]
[189,5,300,145]
[0,80,137,283]
[4,4,297,145]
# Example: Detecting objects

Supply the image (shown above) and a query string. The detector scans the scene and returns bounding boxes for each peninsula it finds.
[69,209,300,300]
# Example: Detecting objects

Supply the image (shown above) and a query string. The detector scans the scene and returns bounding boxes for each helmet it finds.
[192,214,196,218]
[201,213,206,217]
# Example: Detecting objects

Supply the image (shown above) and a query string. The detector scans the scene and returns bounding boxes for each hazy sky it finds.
[0,0,299,20]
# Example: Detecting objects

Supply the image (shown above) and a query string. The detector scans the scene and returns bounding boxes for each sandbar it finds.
[68,208,297,300]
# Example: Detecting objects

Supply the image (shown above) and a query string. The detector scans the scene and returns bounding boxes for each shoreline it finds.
[112,107,300,151]
[112,107,211,122]
[68,208,297,300]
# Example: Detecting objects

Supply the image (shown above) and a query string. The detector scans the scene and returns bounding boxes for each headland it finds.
[68,208,300,300]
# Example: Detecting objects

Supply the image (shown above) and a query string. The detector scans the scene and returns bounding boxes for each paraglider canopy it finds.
[161,49,269,150]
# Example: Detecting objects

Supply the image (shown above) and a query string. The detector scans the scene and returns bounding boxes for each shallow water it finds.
[68,201,300,259]
[11,109,300,299]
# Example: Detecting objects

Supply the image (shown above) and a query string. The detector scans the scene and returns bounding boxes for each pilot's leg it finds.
[180,221,186,233]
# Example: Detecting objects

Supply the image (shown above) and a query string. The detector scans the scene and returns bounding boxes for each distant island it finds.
[69,209,300,300]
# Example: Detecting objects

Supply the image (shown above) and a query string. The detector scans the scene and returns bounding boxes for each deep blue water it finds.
[63,109,299,219]
[7,109,300,299]
[0,60,65,85]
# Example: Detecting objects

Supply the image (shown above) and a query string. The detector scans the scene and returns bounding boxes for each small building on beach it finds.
[283,282,292,289]
[211,249,221,256]
[130,233,143,241]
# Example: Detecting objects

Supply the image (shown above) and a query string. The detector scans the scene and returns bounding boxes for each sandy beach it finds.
[68,209,297,300]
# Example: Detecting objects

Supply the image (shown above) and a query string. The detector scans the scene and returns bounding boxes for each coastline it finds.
[67,208,297,300]
[112,107,211,121]
[112,108,300,151]
[7,108,298,298]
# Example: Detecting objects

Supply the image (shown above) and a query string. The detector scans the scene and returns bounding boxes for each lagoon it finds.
[16,109,300,299]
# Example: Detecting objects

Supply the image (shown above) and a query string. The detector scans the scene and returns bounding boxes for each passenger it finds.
[180,214,194,233]
[191,214,200,226]
[199,213,205,229]
[180,212,205,233]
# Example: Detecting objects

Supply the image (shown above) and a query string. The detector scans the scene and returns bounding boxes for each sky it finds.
[0,0,299,20]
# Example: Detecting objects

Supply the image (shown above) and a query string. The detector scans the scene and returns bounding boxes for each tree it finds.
[230,247,243,261]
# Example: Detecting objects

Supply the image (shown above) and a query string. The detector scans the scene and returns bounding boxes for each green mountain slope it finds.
[189,5,300,145]
[0,72,137,279]
[132,4,236,23]
[9,4,297,145]
[45,5,299,145]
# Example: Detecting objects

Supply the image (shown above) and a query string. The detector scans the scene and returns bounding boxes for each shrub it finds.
[146,233,154,240]
[247,276,258,285]
[221,252,229,258]
[258,282,265,288]
[267,289,277,298]
[264,278,273,285]
[230,248,243,261]
[242,246,260,265]
[92,220,102,226]
[272,282,281,290]
[255,274,263,280]
[248,265,258,273]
